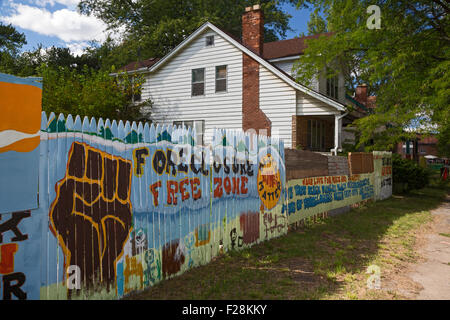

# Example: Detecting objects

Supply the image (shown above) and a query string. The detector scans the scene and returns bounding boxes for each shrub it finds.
[392,154,431,192]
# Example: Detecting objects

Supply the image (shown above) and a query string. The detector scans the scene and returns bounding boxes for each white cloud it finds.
[66,41,89,56]
[32,0,81,9]
[1,3,108,43]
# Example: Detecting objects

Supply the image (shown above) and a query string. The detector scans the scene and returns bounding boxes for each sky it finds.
[0,0,313,56]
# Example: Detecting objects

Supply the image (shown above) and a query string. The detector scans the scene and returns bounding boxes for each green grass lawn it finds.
[125,182,450,300]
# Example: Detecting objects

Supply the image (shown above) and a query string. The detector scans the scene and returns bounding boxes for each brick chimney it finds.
[355,84,368,106]
[242,4,264,56]
[241,5,271,136]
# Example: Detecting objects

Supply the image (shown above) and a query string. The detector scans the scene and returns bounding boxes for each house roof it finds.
[120,32,334,72]
[418,135,438,145]
[118,57,160,73]
[263,32,334,60]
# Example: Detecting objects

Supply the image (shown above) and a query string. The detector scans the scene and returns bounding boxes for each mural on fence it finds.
[286,173,375,224]
[373,151,393,201]
[0,73,42,213]
[0,99,391,300]
[0,73,43,300]
[0,112,286,300]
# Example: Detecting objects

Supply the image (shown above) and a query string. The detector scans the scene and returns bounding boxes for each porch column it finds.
[333,112,347,155]
[334,114,340,155]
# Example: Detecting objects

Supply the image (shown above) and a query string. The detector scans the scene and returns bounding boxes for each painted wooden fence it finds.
[0,73,391,300]
[373,151,393,201]
[0,110,287,300]
[286,151,392,225]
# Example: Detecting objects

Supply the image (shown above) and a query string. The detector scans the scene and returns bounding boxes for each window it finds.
[192,68,205,96]
[402,142,414,154]
[174,120,193,129]
[215,65,227,92]
[173,120,205,145]
[205,35,214,47]
[307,119,326,151]
[326,74,339,100]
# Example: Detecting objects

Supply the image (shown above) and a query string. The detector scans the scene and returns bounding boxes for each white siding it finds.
[143,29,243,145]
[271,58,319,91]
[259,65,296,148]
[272,60,294,76]
[296,91,339,116]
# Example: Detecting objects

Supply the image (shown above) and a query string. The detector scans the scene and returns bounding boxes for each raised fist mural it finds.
[49,142,133,295]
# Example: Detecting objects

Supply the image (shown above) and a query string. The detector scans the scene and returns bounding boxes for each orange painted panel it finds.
[0,81,42,133]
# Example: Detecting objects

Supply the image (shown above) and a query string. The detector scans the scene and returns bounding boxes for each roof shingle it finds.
[262,32,334,60]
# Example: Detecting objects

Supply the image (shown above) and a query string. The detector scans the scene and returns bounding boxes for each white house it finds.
[118,5,367,152]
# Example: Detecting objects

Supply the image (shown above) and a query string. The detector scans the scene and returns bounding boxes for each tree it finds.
[0,23,26,74]
[291,0,449,155]
[39,65,152,122]
[79,0,294,61]
[299,8,328,36]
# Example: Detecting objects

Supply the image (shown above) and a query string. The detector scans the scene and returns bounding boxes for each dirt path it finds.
[408,194,450,299]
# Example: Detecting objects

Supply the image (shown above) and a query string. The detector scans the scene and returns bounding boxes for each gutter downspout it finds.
[331,112,348,155]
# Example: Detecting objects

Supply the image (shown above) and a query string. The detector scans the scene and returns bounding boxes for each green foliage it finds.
[0,22,27,74]
[300,8,328,36]
[392,154,431,192]
[39,65,152,122]
[291,0,449,154]
[0,22,26,54]
[78,0,294,61]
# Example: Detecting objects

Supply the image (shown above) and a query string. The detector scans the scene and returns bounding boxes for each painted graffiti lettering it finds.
[0,243,18,274]
[150,178,202,206]
[381,177,392,187]
[153,149,167,175]
[213,176,248,198]
[152,148,210,177]
[0,210,30,243]
[123,255,144,293]
[150,181,162,206]
[382,166,392,176]
[213,156,254,177]
[133,147,149,177]
[230,228,243,250]
[263,212,285,239]
[2,272,26,300]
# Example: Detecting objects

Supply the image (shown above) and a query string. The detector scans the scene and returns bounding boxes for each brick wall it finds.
[241,6,264,55]
[241,5,271,136]
[327,155,350,176]
[242,53,271,136]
